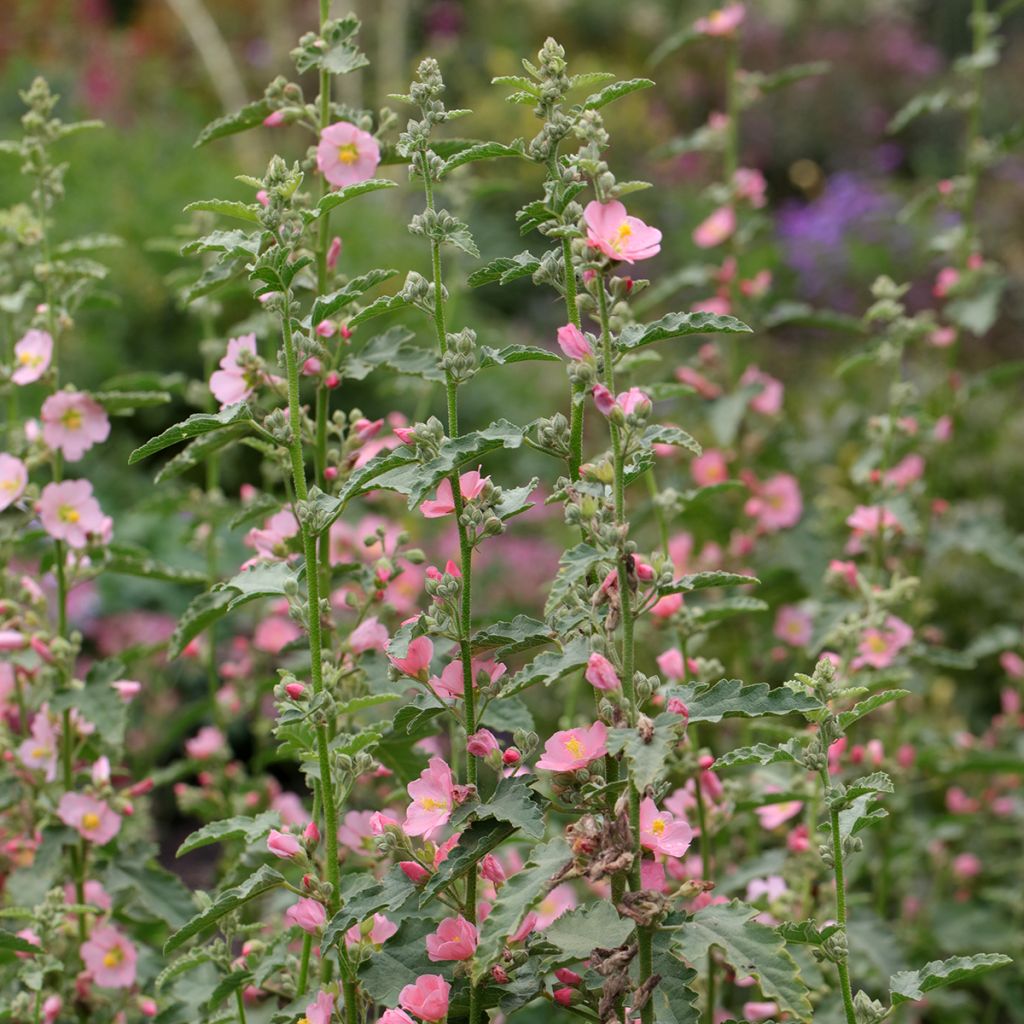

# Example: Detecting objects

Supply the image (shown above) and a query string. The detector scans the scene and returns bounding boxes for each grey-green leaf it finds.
[889,953,1013,1006]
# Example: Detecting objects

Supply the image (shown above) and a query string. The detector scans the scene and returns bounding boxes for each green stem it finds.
[561,236,585,479]
[823,772,857,1024]
[297,933,313,998]
[235,987,248,1024]
[961,0,986,268]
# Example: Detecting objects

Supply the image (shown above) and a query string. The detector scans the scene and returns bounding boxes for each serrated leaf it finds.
[545,542,609,617]
[642,424,702,456]
[714,740,804,770]
[207,970,252,1010]
[177,811,280,858]
[667,570,759,594]
[0,931,42,954]
[618,311,751,351]
[478,344,560,370]
[449,777,546,840]
[890,953,1012,1005]
[502,637,590,698]
[543,902,633,961]
[888,88,952,134]
[468,250,542,288]
[195,98,272,147]
[316,179,398,214]
[582,77,655,110]
[154,423,254,483]
[842,772,894,802]
[184,199,261,224]
[348,291,412,327]
[322,867,417,948]
[309,268,398,325]
[155,948,215,991]
[471,616,554,658]
[168,589,235,660]
[104,545,208,585]
[837,690,910,731]
[608,714,684,792]
[357,918,444,1006]
[672,900,813,1019]
[93,390,173,413]
[344,326,444,383]
[821,794,888,842]
[652,925,701,1024]
[439,141,524,177]
[420,818,516,903]
[164,865,286,953]
[668,679,822,724]
[691,596,769,623]
[776,920,841,947]
[128,404,254,464]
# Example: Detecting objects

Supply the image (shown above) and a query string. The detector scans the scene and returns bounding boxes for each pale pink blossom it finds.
[884,453,925,490]
[740,366,784,416]
[774,605,812,648]
[675,366,721,399]
[404,757,455,839]
[691,450,729,486]
[744,474,802,532]
[592,384,651,419]
[57,793,121,845]
[0,454,28,511]
[584,200,662,264]
[535,721,608,772]
[350,617,388,653]
[253,615,302,654]
[185,725,226,760]
[388,635,434,679]
[639,797,694,857]
[399,975,451,1023]
[1000,651,1024,679]
[419,469,489,518]
[692,206,736,248]
[18,710,58,780]
[743,1001,779,1022]
[650,593,684,619]
[930,326,957,348]
[400,861,430,884]
[305,990,334,1024]
[267,829,303,859]
[556,323,592,360]
[425,914,478,961]
[80,926,136,988]
[933,414,953,442]
[851,615,913,670]
[846,505,901,548]
[933,266,960,298]
[40,391,110,461]
[11,329,52,385]
[327,236,342,270]
[380,1011,415,1024]
[755,796,803,830]
[346,912,398,947]
[317,122,381,189]
[111,679,142,702]
[467,729,500,757]
[245,509,299,560]
[585,652,620,691]
[37,480,107,549]
[286,897,326,934]
[694,3,746,36]
[430,657,505,699]
[209,334,263,407]
[338,810,377,852]
[480,853,506,885]
[747,875,788,903]
[733,167,767,208]
[65,879,112,910]
[534,883,577,929]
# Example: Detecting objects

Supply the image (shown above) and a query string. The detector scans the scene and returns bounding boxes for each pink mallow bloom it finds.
[744,474,802,533]
[694,3,745,36]
[80,926,137,988]
[404,757,455,839]
[556,323,592,361]
[773,605,813,648]
[40,391,110,461]
[467,729,500,758]
[691,449,729,487]
[286,897,326,934]
[350,617,389,654]
[380,1011,416,1024]
[419,469,489,518]
[57,793,121,845]
[845,505,901,548]
[639,797,694,857]
[305,990,334,1024]
[733,167,767,208]
[346,913,398,948]
[740,365,784,416]
[933,267,960,298]
[387,635,434,680]
[185,725,226,760]
[585,652,621,691]
[851,615,913,670]
[209,334,263,407]
[425,914,479,961]
[0,454,28,511]
[535,722,608,772]
[267,829,303,859]
[692,205,736,248]
[884,453,925,490]
[37,480,107,549]
[755,795,803,830]
[12,329,53,385]
[743,1002,779,1023]
[430,657,505,699]
[584,200,662,264]
[592,384,651,419]
[399,974,451,1023]
[1000,651,1024,679]
[316,122,381,189]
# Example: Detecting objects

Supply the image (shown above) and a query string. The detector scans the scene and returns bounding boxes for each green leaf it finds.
[748,61,830,94]
[776,920,841,947]
[837,690,910,731]
[449,777,546,840]
[473,837,571,982]
[690,596,769,623]
[821,794,888,842]
[177,812,279,858]
[545,542,609,617]
[502,637,590,698]
[582,77,655,110]
[543,902,633,961]
[104,545,207,585]
[52,679,127,745]
[316,179,398,214]
[668,570,759,594]
[155,948,215,991]
[182,228,262,261]
[93,389,172,413]
[608,715,684,792]
[344,326,444,383]
[184,199,261,224]
[888,88,952,134]
[652,925,701,1024]
[194,98,272,147]
[164,865,286,953]
[358,918,445,1006]
[618,311,751,351]
[669,679,821,724]
[207,970,253,1010]
[640,424,702,456]
[0,932,42,954]
[168,589,235,660]
[471,616,554,658]
[420,818,516,903]
[348,291,412,327]
[714,740,804,770]
[478,344,560,370]
[890,954,1013,1006]
[440,141,524,177]
[672,900,813,1019]
[318,447,418,527]
[468,251,542,288]
[322,866,417,947]
[154,423,255,483]
[841,772,894,803]
[309,268,398,325]
[128,404,254,464]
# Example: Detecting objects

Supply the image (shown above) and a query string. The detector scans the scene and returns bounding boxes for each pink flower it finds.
[400,861,430,884]
[744,474,802,532]
[650,593,684,619]
[185,725,226,760]
[380,1011,416,1024]
[534,883,577,929]
[57,793,121,845]
[584,200,662,264]
[467,729,500,757]
[675,366,721,399]
[846,505,901,546]
[691,450,729,487]
[535,721,608,772]
[1000,651,1024,679]
[0,454,28,511]
[316,122,381,189]
[743,1001,779,1022]
[267,829,303,859]
[210,334,263,407]
[740,366,784,416]
[388,635,434,679]
[399,974,451,1023]
[692,206,736,249]
[430,658,505,699]
[851,615,913,670]
[404,757,455,839]
[41,391,110,461]
[419,469,488,518]
[18,710,58,780]
[733,167,767,208]
[111,679,142,702]
[338,810,377,852]
[425,914,478,961]
[80,926,137,988]
[286,897,326,934]
[263,110,286,127]
[12,329,52,385]
[747,875,788,903]
[480,853,506,884]
[933,266,960,298]
[884,453,924,490]
[952,852,982,880]
[755,797,803,830]
[346,913,398,947]
[245,509,299,560]
[351,617,389,653]
[930,326,957,348]
[37,480,107,549]
[592,384,651,420]
[327,236,342,270]
[556,324,592,361]
[773,605,812,648]
[694,3,746,36]
[585,652,620,691]
[639,797,694,857]
[305,990,334,1024]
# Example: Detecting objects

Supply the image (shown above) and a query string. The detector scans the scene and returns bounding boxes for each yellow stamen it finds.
[337,143,360,165]
[31,746,48,758]
[564,737,584,758]
[652,818,666,835]
[82,812,101,830]
[419,796,448,811]
[866,634,887,653]
[59,505,80,524]
[61,408,83,431]
[102,947,123,968]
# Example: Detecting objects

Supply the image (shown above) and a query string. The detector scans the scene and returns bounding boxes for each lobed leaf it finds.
[669,679,822,724]
[128,403,255,464]
[618,311,751,351]
[177,811,280,858]
[889,954,1013,1006]
[582,77,655,110]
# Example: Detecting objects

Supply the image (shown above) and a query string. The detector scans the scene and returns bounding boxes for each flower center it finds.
[58,504,80,524]
[1,479,17,492]
[31,745,49,758]
[613,222,633,249]
[866,634,888,653]
[337,143,360,165]
[564,737,584,758]
[61,407,83,431]
[652,818,666,835]
[19,351,42,367]
[82,812,101,830]
[102,947,123,968]
[420,797,448,811]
